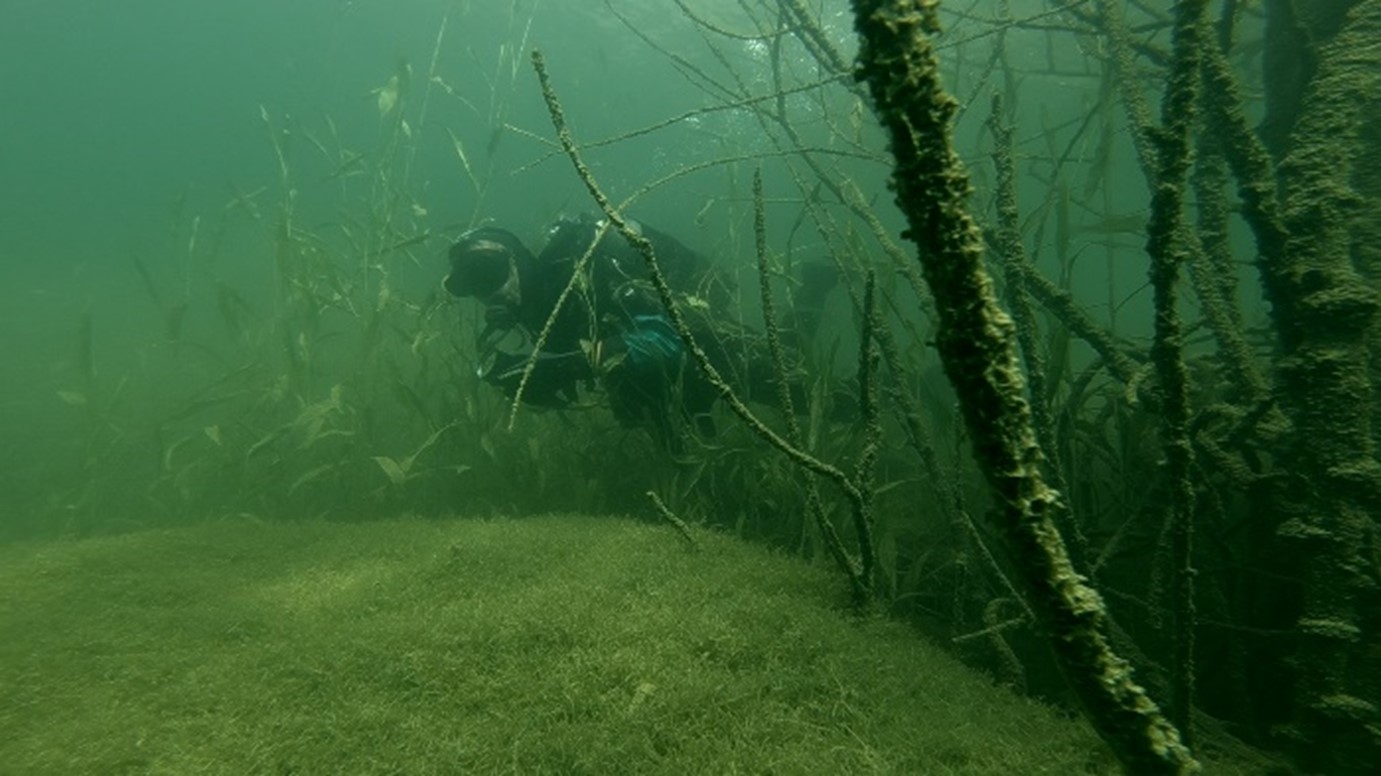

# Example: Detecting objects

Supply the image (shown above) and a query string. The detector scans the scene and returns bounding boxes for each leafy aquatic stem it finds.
[752,169,861,592]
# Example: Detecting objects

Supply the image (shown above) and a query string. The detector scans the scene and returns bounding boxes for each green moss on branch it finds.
[847,1,1197,771]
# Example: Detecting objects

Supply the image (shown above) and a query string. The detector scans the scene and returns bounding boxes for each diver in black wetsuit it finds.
[444,213,833,450]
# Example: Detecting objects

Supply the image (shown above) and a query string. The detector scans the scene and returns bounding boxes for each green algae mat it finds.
[0,515,1252,774]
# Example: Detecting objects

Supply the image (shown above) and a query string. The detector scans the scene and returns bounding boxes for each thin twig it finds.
[647,490,698,549]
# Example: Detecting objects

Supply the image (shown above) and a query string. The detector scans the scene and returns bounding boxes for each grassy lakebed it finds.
[0,514,1256,774]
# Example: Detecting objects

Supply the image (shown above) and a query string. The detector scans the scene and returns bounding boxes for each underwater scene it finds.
[1,0,1378,773]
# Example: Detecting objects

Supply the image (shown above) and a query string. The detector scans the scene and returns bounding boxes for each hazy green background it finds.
[0,0,1258,536]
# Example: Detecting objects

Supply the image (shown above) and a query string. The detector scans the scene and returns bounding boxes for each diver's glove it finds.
[602,315,687,417]
[603,314,712,450]
[480,349,590,409]
[610,315,685,383]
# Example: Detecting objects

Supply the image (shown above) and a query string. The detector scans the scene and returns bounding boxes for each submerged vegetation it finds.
[4,0,1379,773]
[0,516,1150,774]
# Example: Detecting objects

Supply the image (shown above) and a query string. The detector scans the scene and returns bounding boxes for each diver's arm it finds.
[480,348,591,409]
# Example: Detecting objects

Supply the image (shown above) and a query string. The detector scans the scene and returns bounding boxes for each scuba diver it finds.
[444,213,833,451]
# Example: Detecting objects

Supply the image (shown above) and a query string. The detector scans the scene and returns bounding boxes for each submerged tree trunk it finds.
[846,1,1197,772]
[1272,2,1381,771]
[1260,0,1357,159]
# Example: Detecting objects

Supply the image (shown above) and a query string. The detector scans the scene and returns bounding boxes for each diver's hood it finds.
[445,226,532,298]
